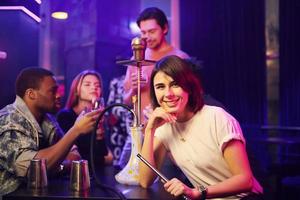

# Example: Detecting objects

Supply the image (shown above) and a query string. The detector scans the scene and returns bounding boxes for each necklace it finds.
[173,122,190,142]
[174,112,197,142]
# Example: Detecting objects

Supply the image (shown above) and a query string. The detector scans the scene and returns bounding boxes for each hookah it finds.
[114,37,155,185]
[89,38,190,199]
[89,37,155,200]
[90,37,155,192]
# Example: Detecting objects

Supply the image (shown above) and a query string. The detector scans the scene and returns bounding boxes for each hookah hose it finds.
[90,103,135,200]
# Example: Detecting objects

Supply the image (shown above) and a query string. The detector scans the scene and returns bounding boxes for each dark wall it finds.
[0,11,39,108]
[279,0,300,126]
[63,0,139,102]
[180,0,266,125]
[95,0,140,100]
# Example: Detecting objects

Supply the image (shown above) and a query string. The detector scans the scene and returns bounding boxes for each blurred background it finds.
[0,0,299,199]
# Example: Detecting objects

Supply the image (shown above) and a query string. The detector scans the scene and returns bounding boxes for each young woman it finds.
[139,56,263,199]
[57,70,113,166]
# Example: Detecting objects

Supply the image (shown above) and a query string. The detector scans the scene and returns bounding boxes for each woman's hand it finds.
[96,121,105,140]
[164,178,199,199]
[146,107,177,131]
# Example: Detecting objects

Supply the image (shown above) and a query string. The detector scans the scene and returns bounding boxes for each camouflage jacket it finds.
[0,96,64,195]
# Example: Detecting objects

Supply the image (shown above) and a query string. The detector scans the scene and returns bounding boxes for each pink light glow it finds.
[129,21,140,35]
[35,0,42,4]
[0,6,41,23]
[0,51,7,59]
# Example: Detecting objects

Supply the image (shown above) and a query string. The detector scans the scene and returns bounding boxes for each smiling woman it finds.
[149,55,204,118]
[153,70,190,122]
[139,55,264,200]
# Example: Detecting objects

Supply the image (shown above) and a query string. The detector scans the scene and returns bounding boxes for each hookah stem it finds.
[136,61,142,126]
[132,95,137,127]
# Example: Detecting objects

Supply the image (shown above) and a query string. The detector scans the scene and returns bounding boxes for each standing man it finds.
[124,7,189,122]
[119,7,189,166]
[0,67,99,195]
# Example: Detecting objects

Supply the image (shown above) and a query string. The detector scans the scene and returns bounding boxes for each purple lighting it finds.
[0,6,41,23]
[0,51,7,59]
[129,21,140,35]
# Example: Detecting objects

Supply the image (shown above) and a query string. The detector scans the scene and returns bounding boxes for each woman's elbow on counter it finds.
[243,175,254,192]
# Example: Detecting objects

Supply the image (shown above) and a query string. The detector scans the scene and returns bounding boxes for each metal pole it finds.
[136,61,142,126]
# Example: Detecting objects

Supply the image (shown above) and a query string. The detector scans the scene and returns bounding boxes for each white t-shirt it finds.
[155,105,262,199]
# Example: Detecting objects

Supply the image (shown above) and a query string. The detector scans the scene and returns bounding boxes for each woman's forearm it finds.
[139,128,158,187]
[204,173,253,199]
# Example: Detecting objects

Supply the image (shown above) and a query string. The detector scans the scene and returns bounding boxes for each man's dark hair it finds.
[136,7,168,30]
[15,67,54,98]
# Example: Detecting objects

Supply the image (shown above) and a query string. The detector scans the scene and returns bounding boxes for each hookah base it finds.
[114,126,143,185]
[115,165,139,185]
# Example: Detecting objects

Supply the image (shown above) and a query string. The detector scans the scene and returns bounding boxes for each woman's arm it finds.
[163,140,254,199]
[139,127,167,188]
[139,107,176,188]
[203,140,254,199]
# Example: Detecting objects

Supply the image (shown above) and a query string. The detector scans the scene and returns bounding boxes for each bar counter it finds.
[3,166,175,200]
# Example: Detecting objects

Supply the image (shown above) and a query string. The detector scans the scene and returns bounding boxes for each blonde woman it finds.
[57,70,113,166]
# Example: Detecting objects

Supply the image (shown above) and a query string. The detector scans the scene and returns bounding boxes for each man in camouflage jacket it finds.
[0,67,99,195]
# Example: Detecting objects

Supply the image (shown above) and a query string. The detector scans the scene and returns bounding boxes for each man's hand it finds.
[73,109,101,134]
[130,72,148,90]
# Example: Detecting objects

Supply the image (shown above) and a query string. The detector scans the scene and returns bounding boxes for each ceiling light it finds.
[51,11,68,20]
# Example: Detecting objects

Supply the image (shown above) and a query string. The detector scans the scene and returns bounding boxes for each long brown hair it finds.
[65,70,103,109]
